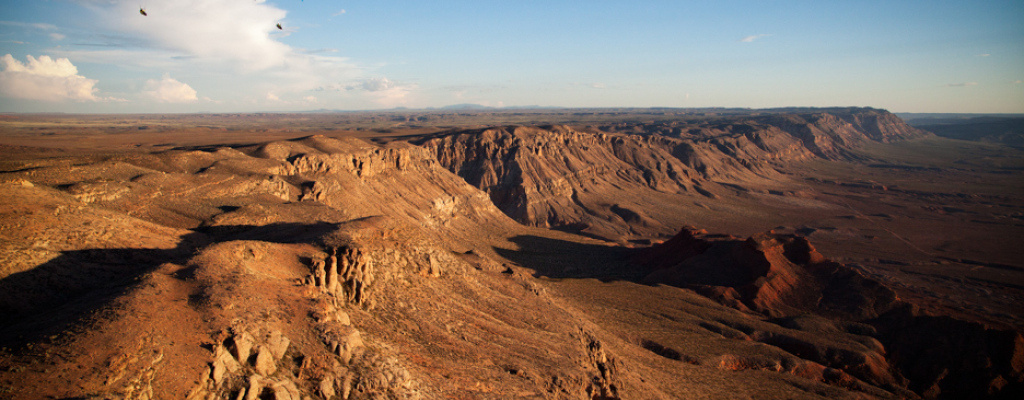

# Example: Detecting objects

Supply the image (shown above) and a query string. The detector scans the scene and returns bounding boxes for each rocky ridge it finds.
[419,108,928,240]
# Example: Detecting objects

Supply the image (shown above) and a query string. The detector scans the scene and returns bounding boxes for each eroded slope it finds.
[418,108,927,241]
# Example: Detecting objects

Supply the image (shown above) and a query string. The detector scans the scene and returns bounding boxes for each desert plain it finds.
[0,108,1021,399]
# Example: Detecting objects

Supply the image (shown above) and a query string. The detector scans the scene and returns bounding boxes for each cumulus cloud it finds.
[945,82,978,87]
[56,0,364,106]
[86,0,291,71]
[332,9,347,17]
[303,95,317,102]
[143,74,197,102]
[740,34,771,43]
[266,92,281,101]
[361,77,396,92]
[0,54,108,102]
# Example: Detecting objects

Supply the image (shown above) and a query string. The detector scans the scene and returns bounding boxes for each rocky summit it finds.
[0,108,1020,399]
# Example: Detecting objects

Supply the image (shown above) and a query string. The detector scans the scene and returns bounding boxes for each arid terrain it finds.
[0,108,1021,399]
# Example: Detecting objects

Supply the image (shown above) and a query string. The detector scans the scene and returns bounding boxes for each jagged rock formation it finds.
[309,247,376,306]
[419,108,927,240]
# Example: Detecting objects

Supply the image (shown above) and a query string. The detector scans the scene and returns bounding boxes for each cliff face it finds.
[420,109,927,240]
[252,136,519,243]
[423,126,698,234]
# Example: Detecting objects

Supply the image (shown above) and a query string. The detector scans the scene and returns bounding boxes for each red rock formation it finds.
[637,225,1023,399]
[639,230,825,318]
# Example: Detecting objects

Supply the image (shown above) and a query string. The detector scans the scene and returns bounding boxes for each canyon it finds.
[0,108,1020,399]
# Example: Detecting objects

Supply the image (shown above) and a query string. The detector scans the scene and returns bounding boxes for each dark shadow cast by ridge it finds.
[193,221,339,244]
[0,222,338,349]
[494,234,645,282]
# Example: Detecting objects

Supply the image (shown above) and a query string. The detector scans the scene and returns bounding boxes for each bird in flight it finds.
[276,23,283,30]
[140,8,147,16]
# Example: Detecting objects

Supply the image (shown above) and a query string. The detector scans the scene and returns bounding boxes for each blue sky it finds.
[0,0,1021,113]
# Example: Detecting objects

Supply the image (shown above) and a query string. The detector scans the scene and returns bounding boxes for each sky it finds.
[0,0,1021,113]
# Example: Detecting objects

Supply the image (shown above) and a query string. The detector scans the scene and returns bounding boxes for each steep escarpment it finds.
[635,226,1024,399]
[753,110,928,158]
[420,109,926,241]
[421,126,698,239]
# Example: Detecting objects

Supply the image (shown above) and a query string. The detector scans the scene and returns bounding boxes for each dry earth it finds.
[0,108,1021,399]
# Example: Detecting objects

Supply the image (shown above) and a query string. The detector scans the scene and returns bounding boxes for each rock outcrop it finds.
[638,229,900,319]
[636,225,1024,399]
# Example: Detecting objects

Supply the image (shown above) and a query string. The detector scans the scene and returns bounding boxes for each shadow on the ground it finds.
[494,235,645,282]
[0,222,338,349]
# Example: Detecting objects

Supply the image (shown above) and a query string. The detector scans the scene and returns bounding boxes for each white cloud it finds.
[87,0,291,71]
[591,82,606,89]
[315,77,416,107]
[314,83,345,92]
[143,74,197,102]
[333,9,347,17]
[300,48,339,54]
[266,92,280,101]
[1013,80,1022,84]
[0,21,58,31]
[56,0,364,106]
[945,82,978,87]
[313,77,417,106]
[0,54,109,102]
[303,95,317,103]
[361,77,396,92]
[366,85,415,107]
[49,33,65,41]
[740,34,771,43]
